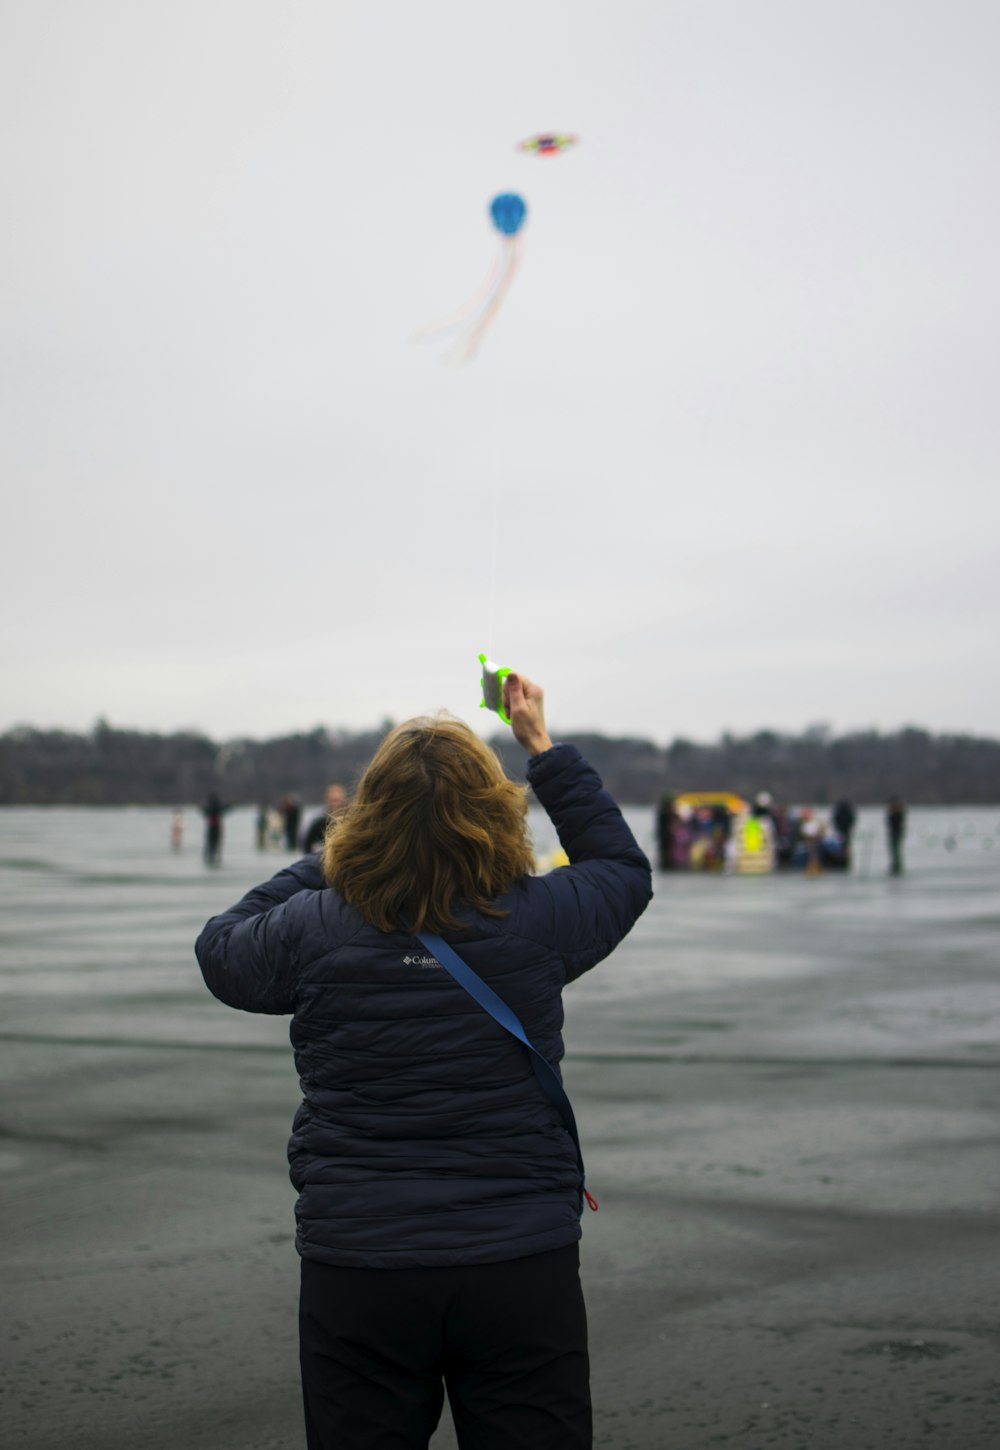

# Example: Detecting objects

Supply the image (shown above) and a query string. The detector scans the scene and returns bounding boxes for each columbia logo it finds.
[403,954,442,968]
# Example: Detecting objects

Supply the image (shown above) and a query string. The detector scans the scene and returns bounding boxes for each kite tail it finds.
[411,247,508,343]
[458,237,522,362]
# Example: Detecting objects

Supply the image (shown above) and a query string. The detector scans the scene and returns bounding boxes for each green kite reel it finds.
[479,654,512,726]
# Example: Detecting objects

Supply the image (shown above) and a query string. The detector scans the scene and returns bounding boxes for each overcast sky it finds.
[2,0,997,745]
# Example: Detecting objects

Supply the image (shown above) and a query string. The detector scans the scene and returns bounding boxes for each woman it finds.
[195,673,652,1450]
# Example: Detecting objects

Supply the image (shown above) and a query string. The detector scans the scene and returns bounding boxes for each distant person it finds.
[687,808,716,871]
[169,809,184,853]
[255,804,269,852]
[302,783,348,854]
[655,793,677,870]
[752,791,774,822]
[201,793,228,866]
[281,795,302,852]
[833,799,857,862]
[800,810,823,877]
[713,802,733,845]
[707,805,731,872]
[728,800,775,875]
[672,803,695,868]
[772,804,793,867]
[195,675,652,1450]
[886,796,906,876]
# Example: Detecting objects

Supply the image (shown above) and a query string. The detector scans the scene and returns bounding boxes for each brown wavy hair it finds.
[323,715,535,933]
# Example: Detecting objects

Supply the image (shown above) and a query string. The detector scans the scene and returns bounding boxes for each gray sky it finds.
[2,0,998,745]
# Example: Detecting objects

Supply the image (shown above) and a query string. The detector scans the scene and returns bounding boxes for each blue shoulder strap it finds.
[415,929,597,1215]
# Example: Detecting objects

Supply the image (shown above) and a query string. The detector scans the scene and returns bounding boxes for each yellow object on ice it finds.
[731,811,776,874]
[534,848,570,874]
[744,817,764,854]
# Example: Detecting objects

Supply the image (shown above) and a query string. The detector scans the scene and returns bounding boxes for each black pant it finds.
[299,1243,591,1450]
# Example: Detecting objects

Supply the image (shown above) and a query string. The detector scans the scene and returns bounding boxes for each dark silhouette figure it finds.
[833,799,857,866]
[772,805,793,867]
[281,795,302,851]
[256,803,269,851]
[886,796,906,876]
[202,793,228,866]
[655,793,677,870]
[302,784,348,854]
[713,802,734,841]
[833,799,856,842]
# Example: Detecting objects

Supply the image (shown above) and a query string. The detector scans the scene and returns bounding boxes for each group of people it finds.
[656,791,908,876]
[254,795,304,852]
[185,786,349,867]
[251,787,350,858]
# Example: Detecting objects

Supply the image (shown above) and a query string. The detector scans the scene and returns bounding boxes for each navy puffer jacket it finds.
[195,744,652,1268]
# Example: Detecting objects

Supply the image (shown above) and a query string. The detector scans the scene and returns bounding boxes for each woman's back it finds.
[197,742,651,1268]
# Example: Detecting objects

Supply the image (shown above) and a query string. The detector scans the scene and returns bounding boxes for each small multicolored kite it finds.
[413,193,528,362]
[518,132,579,157]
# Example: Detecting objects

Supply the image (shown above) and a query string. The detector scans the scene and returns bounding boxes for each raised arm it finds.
[526,743,652,979]
[195,853,325,1014]
[503,671,652,980]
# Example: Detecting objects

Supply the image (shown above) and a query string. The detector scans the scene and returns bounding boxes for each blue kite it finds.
[414,193,528,361]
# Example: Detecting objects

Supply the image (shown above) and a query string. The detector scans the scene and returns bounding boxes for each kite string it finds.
[485,358,505,659]
[486,488,499,660]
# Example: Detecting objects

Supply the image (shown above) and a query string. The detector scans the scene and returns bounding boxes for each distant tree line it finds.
[1,718,999,806]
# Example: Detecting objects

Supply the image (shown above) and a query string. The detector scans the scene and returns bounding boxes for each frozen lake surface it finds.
[2,803,999,1448]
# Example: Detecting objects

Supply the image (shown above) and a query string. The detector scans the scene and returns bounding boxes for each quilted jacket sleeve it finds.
[195,853,326,1014]
[524,743,653,981]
